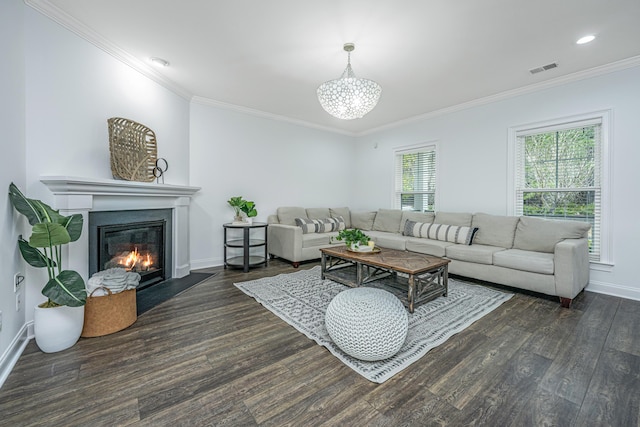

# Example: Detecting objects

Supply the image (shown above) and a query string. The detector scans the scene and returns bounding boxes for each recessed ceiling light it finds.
[576,35,596,45]
[150,57,170,67]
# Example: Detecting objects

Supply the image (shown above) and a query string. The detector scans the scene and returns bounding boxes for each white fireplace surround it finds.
[40,176,200,281]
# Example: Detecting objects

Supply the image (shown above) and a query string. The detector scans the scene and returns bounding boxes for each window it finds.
[394,145,437,211]
[511,112,610,262]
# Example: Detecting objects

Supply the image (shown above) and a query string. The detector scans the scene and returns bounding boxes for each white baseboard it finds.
[190,257,223,270]
[174,262,192,278]
[586,280,640,301]
[0,321,32,389]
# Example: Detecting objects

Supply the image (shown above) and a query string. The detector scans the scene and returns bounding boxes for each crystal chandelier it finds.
[317,43,382,120]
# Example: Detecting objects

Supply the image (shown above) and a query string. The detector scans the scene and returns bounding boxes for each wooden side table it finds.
[223,222,268,272]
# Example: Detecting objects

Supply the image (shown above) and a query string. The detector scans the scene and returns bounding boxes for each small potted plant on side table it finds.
[240,200,257,224]
[227,196,258,224]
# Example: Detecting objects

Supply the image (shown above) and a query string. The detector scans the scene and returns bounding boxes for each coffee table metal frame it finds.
[320,246,450,313]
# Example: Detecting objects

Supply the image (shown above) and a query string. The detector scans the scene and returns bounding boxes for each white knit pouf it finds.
[325,287,408,361]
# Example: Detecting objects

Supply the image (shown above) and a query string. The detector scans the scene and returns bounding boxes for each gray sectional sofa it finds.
[267,207,591,307]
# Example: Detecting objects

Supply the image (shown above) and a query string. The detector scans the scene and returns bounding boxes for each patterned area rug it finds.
[234,266,512,383]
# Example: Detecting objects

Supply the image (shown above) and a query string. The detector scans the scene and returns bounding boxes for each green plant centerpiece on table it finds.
[9,183,86,307]
[333,228,371,250]
[227,196,258,223]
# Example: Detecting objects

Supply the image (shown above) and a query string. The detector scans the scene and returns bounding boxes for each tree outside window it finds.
[516,120,602,260]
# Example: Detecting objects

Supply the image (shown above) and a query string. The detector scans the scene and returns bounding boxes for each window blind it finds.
[394,146,436,212]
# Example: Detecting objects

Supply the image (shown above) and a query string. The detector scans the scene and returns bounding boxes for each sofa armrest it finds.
[554,238,590,299]
[268,224,303,262]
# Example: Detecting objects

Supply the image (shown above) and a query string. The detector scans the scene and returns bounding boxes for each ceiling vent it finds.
[529,62,558,74]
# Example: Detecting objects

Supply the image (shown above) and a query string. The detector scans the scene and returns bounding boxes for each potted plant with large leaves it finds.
[9,183,87,353]
[227,196,258,224]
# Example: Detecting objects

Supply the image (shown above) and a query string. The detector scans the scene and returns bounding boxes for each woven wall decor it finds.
[108,117,158,182]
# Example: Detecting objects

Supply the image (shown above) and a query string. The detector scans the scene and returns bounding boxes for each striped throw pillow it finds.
[403,220,478,245]
[295,216,346,234]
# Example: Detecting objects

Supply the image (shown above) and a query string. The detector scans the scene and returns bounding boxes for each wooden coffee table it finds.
[320,246,451,313]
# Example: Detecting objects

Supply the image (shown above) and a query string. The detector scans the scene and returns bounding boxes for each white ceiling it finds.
[29,0,640,134]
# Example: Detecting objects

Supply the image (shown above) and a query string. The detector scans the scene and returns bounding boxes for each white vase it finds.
[34,304,85,353]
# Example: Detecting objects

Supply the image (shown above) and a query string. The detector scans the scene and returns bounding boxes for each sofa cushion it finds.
[301,233,332,248]
[445,244,505,265]
[494,249,554,274]
[330,207,351,228]
[277,207,307,226]
[405,237,453,257]
[351,211,377,230]
[306,208,330,219]
[366,231,407,250]
[295,216,346,234]
[472,213,519,248]
[513,217,591,253]
[403,220,478,245]
[400,211,435,230]
[434,211,473,227]
[372,209,403,233]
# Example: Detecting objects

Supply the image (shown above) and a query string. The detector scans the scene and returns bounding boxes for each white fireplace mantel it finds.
[40,175,200,198]
[40,176,201,280]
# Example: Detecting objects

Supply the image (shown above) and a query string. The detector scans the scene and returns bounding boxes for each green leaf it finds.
[8,183,46,225]
[29,223,71,248]
[42,270,86,307]
[18,238,55,268]
[227,196,244,207]
[334,228,370,246]
[40,202,66,225]
[61,214,83,242]
[240,200,257,217]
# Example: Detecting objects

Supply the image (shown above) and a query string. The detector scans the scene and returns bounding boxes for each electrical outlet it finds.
[14,272,24,293]
[15,293,21,312]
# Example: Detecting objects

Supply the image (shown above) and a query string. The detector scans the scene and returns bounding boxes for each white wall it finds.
[189,102,355,268]
[0,0,28,377]
[24,7,191,195]
[23,7,191,319]
[353,65,640,300]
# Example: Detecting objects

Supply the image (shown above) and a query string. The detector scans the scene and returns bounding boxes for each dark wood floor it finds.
[1,259,639,426]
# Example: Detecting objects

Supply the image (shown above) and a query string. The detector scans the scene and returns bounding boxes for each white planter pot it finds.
[34,304,85,353]
[350,243,372,252]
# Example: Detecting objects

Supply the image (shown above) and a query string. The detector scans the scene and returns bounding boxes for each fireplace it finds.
[89,209,173,289]
[40,176,200,284]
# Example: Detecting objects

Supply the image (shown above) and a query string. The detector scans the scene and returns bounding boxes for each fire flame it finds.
[120,247,153,271]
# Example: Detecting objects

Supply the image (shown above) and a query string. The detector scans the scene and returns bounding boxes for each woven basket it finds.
[81,287,137,338]
[107,117,157,182]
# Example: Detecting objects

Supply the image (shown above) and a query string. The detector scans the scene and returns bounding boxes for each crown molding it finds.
[191,96,357,137]
[24,0,193,101]
[361,55,640,136]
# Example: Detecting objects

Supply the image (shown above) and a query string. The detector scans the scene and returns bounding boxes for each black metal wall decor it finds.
[153,158,168,184]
